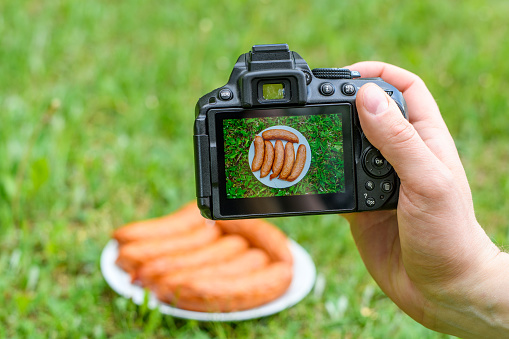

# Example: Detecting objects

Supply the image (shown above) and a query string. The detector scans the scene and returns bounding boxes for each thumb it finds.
[356,83,443,183]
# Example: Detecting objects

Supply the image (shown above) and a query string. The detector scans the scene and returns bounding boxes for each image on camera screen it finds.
[222,113,345,199]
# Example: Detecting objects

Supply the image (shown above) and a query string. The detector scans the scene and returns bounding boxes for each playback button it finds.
[381,181,393,193]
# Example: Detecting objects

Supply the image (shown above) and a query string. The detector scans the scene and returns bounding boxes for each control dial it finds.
[312,68,361,79]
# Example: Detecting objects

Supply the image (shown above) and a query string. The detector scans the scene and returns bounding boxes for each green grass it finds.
[1,0,509,337]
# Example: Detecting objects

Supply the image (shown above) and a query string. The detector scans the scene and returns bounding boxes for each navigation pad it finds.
[362,147,393,178]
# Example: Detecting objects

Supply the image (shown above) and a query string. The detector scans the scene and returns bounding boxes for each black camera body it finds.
[194,44,407,220]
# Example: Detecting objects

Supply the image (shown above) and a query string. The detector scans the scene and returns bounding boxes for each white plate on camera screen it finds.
[100,239,316,322]
[248,126,311,189]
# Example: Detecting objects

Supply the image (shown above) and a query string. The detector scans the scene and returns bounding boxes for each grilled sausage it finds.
[115,223,221,274]
[260,140,274,178]
[251,136,265,172]
[113,201,203,245]
[136,235,249,286]
[287,144,307,182]
[165,262,293,312]
[154,248,270,300]
[269,140,284,180]
[216,219,292,264]
[278,142,295,180]
[262,129,299,143]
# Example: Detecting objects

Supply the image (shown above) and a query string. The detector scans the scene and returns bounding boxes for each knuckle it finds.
[423,171,455,198]
[411,74,425,87]
[406,168,456,203]
[380,119,417,152]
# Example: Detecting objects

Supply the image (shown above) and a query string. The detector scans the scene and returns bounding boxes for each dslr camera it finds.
[194,44,407,219]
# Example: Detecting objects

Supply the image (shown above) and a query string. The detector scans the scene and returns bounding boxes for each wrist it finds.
[423,243,509,338]
[471,251,509,336]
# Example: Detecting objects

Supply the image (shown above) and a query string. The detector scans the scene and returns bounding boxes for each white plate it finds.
[248,126,312,189]
[100,239,316,321]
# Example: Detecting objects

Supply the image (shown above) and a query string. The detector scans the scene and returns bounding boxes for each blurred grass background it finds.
[1,0,509,338]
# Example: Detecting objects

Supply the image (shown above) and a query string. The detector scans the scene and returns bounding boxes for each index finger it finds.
[348,62,422,94]
[347,62,465,182]
[347,61,443,128]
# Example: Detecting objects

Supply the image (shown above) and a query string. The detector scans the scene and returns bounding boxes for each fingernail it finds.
[362,84,389,115]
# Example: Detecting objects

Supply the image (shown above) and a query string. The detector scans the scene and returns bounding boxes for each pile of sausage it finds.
[252,129,307,181]
[113,202,293,312]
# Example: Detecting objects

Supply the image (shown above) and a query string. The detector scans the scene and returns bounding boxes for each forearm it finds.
[427,251,509,338]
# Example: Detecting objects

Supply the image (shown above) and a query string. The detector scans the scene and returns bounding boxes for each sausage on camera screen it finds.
[287,144,306,182]
[251,135,265,172]
[260,140,275,178]
[278,142,295,180]
[262,129,299,143]
[270,140,284,180]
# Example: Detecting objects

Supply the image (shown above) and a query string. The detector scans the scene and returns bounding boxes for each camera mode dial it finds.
[312,68,361,79]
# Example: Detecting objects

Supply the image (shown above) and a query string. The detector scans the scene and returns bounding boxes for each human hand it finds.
[343,62,509,338]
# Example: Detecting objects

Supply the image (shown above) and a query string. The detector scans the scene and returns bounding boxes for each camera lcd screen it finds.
[212,104,355,217]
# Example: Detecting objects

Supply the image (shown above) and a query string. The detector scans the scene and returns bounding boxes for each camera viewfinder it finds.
[263,83,285,100]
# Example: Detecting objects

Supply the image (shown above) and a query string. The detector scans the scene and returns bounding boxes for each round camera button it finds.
[319,83,335,96]
[373,156,385,167]
[381,181,393,193]
[218,88,233,101]
[342,83,356,96]
[366,197,376,207]
[365,181,375,191]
